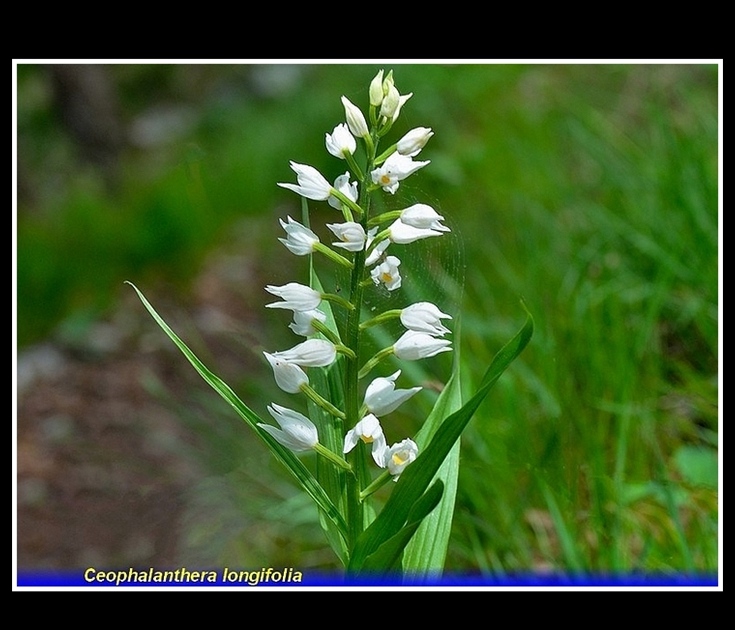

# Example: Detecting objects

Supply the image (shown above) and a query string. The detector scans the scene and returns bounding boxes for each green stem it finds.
[330,188,364,219]
[300,383,346,420]
[313,243,354,269]
[313,443,353,472]
[360,309,403,330]
[344,153,364,181]
[322,292,355,312]
[358,346,396,379]
[359,470,393,501]
[311,319,341,345]
[367,210,402,228]
[335,344,357,360]
[373,143,398,166]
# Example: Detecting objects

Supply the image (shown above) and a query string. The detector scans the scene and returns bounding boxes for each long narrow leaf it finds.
[360,480,445,575]
[349,304,533,571]
[126,281,348,541]
[402,371,463,577]
[307,255,349,564]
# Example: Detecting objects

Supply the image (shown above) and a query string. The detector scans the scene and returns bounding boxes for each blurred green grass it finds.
[16,63,719,574]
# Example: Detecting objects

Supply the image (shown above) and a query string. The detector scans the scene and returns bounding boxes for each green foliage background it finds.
[16,63,719,575]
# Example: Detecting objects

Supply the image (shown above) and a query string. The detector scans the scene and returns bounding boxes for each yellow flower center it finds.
[381,272,393,283]
[380,174,391,185]
[392,452,408,466]
[360,434,374,444]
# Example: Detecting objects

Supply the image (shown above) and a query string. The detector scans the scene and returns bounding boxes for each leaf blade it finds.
[126,281,349,541]
[349,304,534,571]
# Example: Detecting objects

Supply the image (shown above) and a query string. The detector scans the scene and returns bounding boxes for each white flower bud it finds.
[400,302,452,337]
[341,96,369,138]
[265,283,322,312]
[259,403,318,452]
[278,161,333,201]
[325,123,356,159]
[397,127,434,157]
[369,69,385,107]
[393,330,452,361]
[263,352,309,394]
[271,339,337,367]
[363,370,422,416]
[278,216,320,255]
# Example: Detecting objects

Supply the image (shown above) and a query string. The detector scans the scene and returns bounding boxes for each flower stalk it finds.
[266,69,454,558]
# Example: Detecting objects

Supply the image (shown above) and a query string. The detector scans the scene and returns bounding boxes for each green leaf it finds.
[361,480,445,575]
[402,322,464,579]
[308,262,349,565]
[349,303,533,572]
[126,281,349,542]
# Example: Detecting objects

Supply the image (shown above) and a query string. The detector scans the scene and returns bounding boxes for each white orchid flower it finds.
[325,123,357,159]
[364,370,422,416]
[370,255,402,291]
[343,414,387,466]
[271,339,337,368]
[364,227,390,266]
[327,221,367,252]
[328,172,359,211]
[263,352,309,394]
[288,309,327,337]
[387,218,443,244]
[396,127,434,157]
[265,283,322,312]
[278,161,333,201]
[278,216,320,256]
[383,438,419,479]
[400,302,452,337]
[393,330,452,361]
[399,204,450,232]
[259,403,318,452]
[371,153,429,194]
